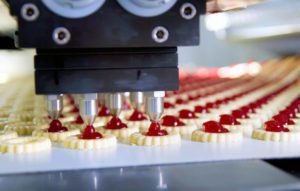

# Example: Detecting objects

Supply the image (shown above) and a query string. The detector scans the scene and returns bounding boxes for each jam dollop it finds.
[219,114,241,125]
[272,114,295,125]
[48,119,68,132]
[105,116,128,129]
[264,120,289,132]
[206,102,218,109]
[179,109,198,119]
[128,109,147,121]
[71,106,80,113]
[240,106,255,114]
[145,122,168,136]
[194,105,209,114]
[232,109,249,119]
[203,121,229,133]
[80,125,103,139]
[176,98,187,105]
[98,106,111,117]
[164,102,175,109]
[280,109,297,119]
[161,115,185,127]
[73,115,84,124]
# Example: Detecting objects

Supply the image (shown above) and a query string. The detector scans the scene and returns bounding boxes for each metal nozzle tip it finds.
[47,94,63,120]
[106,93,123,116]
[145,96,164,122]
[129,92,144,110]
[79,93,98,125]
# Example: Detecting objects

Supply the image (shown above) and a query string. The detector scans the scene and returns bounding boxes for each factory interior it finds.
[1,0,300,190]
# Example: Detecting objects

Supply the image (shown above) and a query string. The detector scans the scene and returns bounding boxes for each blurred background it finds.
[0,0,295,81]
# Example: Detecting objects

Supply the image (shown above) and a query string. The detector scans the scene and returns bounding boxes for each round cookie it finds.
[0,137,51,154]
[161,115,197,139]
[96,116,139,143]
[252,120,300,142]
[63,134,117,150]
[4,122,48,136]
[32,119,80,142]
[129,121,181,146]
[192,121,242,143]
[0,131,18,142]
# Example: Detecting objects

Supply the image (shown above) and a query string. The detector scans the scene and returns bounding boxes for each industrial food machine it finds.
[1,0,300,190]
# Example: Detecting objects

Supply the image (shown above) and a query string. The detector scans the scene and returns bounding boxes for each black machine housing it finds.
[8,0,204,94]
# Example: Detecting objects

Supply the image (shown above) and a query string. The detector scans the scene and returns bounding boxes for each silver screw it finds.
[52,27,71,45]
[180,3,197,20]
[21,3,40,21]
[152,26,169,43]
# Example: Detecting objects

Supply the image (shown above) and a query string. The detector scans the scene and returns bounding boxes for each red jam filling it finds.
[71,106,79,113]
[206,102,218,109]
[179,109,198,119]
[73,115,84,124]
[161,115,186,127]
[80,125,103,139]
[164,102,175,109]
[105,116,128,129]
[272,114,295,125]
[128,109,147,121]
[98,106,111,117]
[203,121,229,133]
[145,121,168,136]
[280,109,297,118]
[240,106,255,114]
[264,120,289,132]
[249,102,261,109]
[219,114,241,125]
[214,99,223,105]
[194,105,209,114]
[47,119,68,132]
[232,109,249,119]
[176,98,187,105]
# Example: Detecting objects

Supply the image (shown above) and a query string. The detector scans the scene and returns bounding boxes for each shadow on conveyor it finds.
[266,159,300,178]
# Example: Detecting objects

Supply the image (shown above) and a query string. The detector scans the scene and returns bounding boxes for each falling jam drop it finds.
[161,115,185,127]
[73,115,84,124]
[232,109,249,119]
[47,119,68,132]
[145,121,168,136]
[80,125,103,139]
[203,121,229,133]
[128,109,147,121]
[98,106,111,117]
[179,109,198,119]
[164,102,175,109]
[219,114,241,125]
[264,120,289,132]
[105,116,128,129]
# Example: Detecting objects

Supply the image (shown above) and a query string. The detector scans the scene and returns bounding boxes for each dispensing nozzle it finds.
[145,91,165,122]
[79,93,98,125]
[129,92,144,110]
[106,93,123,116]
[47,94,63,120]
